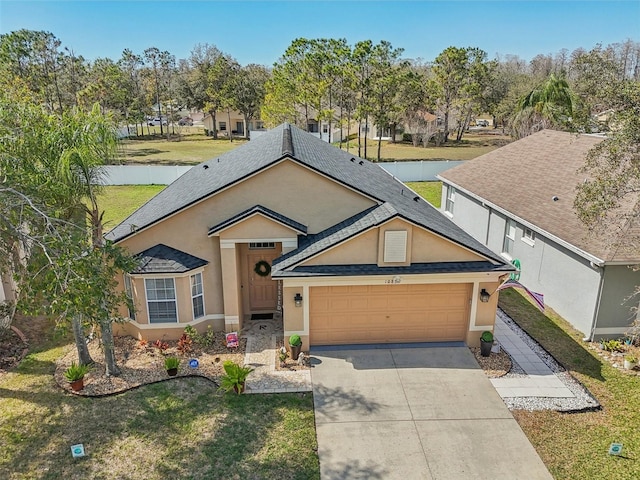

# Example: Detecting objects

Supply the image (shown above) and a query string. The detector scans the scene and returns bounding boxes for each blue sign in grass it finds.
[189,359,199,369]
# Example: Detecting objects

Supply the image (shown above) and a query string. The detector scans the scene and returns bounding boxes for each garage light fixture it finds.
[480,289,490,303]
[294,293,303,307]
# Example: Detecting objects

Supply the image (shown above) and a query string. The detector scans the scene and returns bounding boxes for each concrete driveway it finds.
[310,346,552,480]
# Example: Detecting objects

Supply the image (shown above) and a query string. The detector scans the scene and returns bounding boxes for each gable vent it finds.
[282,123,294,156]
[384,230,407,263]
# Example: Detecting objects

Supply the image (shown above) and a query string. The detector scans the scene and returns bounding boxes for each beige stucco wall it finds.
[116,159,376,335]
[411,225,485,262]
[305,229,379,266]
[283,286,304,331]
[302,219,486,268]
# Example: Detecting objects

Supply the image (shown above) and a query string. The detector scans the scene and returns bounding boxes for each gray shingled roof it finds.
[132,244,208,274]
[208,204,307,236]
[272,203,397,272]
[107,123,509,268]
[273,261,515,278]
[438,130,638,263]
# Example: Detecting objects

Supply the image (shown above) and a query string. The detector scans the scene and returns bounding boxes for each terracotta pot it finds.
[166,368,178,376]
[69,378,84,391]
[233,382,245,394]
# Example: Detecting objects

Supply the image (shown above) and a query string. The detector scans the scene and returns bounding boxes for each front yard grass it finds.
[499,289,640,480]
[0,318,319,480]
[342,132,511,161]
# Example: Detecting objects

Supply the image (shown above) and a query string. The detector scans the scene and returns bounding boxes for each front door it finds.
[248,251,278,311]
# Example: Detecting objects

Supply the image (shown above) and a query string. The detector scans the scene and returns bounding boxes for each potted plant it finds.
[164,356,180,376]
[218,360,254,394]
[480,331,493,357]
[624,354,637,370]
[64,362,92,391]
[289,334,303,361]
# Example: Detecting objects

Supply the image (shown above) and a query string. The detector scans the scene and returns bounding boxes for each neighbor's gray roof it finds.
[131,244,208,274]
[107,123,508,267]
[208,204,307,236]
[438,130,638,263]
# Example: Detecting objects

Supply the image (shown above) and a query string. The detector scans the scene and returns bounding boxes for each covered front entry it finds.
[309,283,471,345]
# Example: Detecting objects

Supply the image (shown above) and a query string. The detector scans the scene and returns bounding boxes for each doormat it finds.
[251,313,273,320]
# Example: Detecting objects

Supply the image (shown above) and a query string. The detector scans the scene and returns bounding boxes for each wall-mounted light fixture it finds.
[480,288,490,303]
[294,293,303,307]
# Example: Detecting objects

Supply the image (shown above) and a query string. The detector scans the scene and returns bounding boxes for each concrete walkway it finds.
[240,317,311,394]
[490,313,575,399]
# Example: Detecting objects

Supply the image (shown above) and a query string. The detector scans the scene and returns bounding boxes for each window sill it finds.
[500,252,513,261]
[444,211,454,218]
[521,237,535,247]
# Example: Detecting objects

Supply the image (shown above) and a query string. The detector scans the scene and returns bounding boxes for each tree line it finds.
[1,29,638,150]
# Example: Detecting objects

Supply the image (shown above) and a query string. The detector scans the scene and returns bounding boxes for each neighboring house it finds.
[202,110,265,137]
[106,123,513,347]
[439,129,640,341]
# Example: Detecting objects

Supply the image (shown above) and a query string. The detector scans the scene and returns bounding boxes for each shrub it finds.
[480,331,494,343]
[177,333,193,354]
[289,334,302,347]
[218,360,254,394]
[153,339,169,352]
[64,362,91,382]
[601,339,624,352]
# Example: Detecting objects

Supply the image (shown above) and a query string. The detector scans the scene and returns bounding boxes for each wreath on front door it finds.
[254,260,271,277]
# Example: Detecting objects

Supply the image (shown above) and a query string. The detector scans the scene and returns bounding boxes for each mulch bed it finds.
[470,347,512,378]
[55,333,248,396]
[274,337,310,371]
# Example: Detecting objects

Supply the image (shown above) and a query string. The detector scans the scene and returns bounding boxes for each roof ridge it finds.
[282,122,294,156]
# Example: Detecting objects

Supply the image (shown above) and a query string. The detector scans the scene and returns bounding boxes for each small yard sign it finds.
[70,444,85,458]
[608,443,623,455]
[226,331,239,349]
[189,358,199,369]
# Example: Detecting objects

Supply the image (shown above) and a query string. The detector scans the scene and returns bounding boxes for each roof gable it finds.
[208,205,307,236]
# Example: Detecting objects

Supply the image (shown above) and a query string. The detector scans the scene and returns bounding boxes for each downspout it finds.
[485,205,492,245]
[586,264,605,342]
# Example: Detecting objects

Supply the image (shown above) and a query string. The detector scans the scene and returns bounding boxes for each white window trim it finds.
[123,273,136,320]
[144,278,178,324]
[502,219,516,257]
[190,272,205,320]
[522,227,536,246]
[445,186,456,217]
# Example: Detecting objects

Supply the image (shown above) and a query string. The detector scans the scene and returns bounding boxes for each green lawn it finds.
[499,289,640,480]
[97,185,165,231]
[405,181,442,208]
[118,132,245,165]
[341,132,511,161]
[0,317,319,480]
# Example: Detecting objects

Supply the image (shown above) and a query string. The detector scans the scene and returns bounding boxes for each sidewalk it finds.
[490,312,575,399]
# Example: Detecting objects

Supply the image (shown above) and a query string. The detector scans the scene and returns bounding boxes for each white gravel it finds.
[497,309,600,412]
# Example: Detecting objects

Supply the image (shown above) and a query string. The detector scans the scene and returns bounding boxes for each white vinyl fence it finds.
[100,165,192,185]
[100,161,463,185]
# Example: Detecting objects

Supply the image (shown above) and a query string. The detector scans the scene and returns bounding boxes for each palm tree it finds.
[512,73,576,138]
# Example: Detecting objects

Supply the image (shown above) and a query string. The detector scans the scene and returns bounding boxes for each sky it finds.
[0,1,638,65]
